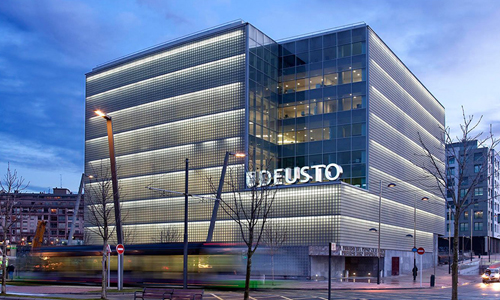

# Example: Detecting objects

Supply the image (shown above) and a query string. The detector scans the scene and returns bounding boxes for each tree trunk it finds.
[452,214,460,300]
[101,243,107,300]
[1,231,7,295]
[243,249,253,300]
[271,254,275,285]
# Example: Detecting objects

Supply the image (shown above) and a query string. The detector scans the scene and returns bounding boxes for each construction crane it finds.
[32,221,46,249]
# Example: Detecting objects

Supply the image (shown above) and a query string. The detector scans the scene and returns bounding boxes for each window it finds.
[352,96,365,109]
[460,223,469,231]
[323,47,336,61]
[341,70,352,84]
[324,73,338,86]
[474,211,483,219]
[474,152,482,161]
[474,164,481,173]
[474,222,483,231]
[474,187,484,196]
[338,44,351,58]
[460,189,467,198]
[448,156,455,164]
[464,211,469,220]
[352,123,366,136]
[352,42,365,55]
[447,167,455,176]
[352,69,364,82]
[340,97,351,111]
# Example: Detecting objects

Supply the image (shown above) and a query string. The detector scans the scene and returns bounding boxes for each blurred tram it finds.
[18,243,245,286]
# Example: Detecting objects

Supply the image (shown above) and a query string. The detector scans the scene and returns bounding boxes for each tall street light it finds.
[95,110,124,290]
[369,181,396,285]
[206,151,245,242]
[407,195,429,282]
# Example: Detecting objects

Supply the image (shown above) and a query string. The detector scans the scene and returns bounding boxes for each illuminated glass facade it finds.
[85,21,445,277]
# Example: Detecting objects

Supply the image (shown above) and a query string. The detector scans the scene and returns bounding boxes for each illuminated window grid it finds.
[87,29,245,92]
[86,83,244,140]
[86,110,245,160]
[274,29,368,186]
[86,54,246,124]
[87,137,244,180]
[247,30,279,171]
[85,183,340,245]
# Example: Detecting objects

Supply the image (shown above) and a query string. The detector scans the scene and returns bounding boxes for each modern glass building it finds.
[85,21,445,277]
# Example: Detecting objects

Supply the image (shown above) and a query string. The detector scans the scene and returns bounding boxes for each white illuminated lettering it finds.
[299,166,312,183]
[246,171,257,187]
[259,170,272,186]
[285,167,301,184]
[273,169,284,185]
[325,163,343,181]
[245,163,342,187]
[310,164,326,182]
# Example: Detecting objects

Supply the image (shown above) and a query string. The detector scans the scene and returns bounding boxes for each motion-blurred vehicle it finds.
[16,243,245,287]
[482,268,500,283]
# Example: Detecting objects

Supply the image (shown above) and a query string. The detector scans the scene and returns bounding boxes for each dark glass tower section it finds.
[276,26,368,188]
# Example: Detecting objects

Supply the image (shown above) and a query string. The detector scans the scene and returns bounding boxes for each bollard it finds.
[430,274,435,287]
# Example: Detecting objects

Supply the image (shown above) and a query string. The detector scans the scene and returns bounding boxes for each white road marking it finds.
[249,297,257,300]
[281,296,294,300]
[211,293,225,300]
[317,297,328,300]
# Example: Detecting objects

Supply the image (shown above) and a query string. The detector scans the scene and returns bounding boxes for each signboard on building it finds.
[246,163,343,187]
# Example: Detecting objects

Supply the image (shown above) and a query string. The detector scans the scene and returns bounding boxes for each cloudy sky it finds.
[0,0,499,192]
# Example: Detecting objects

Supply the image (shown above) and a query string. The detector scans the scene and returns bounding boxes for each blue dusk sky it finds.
[0,0,499,193]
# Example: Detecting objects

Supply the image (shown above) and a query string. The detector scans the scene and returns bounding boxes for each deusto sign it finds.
[246,163,343,187]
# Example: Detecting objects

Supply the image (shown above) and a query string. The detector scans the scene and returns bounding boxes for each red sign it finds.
[417,247,425,255]
[106,244,111,254]
[116,244,125,254]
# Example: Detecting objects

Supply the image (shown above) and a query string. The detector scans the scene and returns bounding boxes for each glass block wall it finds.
[85,23,248,244]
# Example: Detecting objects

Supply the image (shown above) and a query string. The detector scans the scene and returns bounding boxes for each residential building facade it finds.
[445,141,500,254]
[85,21,445,277]
[0,188,85,246]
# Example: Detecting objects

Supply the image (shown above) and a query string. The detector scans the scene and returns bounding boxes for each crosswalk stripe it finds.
[210,293,225,300]
[317,297,328,300]
[280,296,294,300]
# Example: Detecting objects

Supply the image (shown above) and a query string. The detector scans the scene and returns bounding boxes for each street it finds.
[200,283,500,299]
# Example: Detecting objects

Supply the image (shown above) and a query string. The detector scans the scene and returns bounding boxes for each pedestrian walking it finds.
[7,264,14,280]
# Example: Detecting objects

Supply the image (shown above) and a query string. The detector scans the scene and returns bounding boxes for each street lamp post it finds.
[95,110,124,290]
[206,151,245,243]
[369,181,395,285]
[407,195,429,282]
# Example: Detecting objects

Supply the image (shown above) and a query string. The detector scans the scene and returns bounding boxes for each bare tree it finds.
[155,226,181,243]
[209,162,277,300]
[85,164,118,300]
[418,107,499,300]
[262,219,287,284]
[0,163,29,294]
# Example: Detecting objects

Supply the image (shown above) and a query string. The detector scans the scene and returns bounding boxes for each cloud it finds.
[135,0,190,24]
[0,133,80,171]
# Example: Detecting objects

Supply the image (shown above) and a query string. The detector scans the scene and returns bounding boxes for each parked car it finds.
[482,268,500,283]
